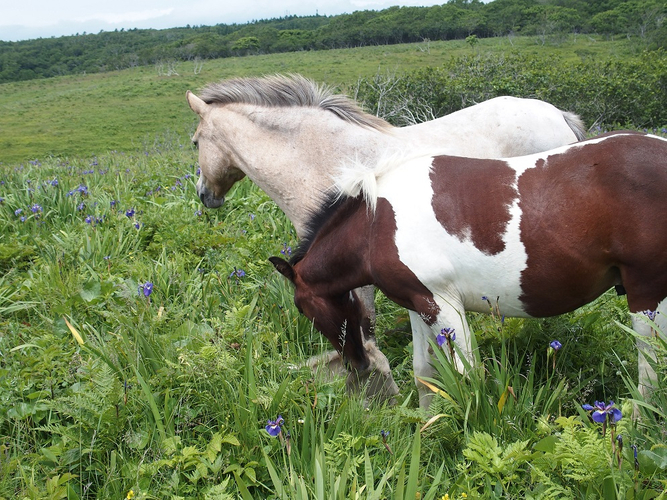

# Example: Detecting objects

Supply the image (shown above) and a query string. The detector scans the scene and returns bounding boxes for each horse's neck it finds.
[220,105,393,236]
[304,199,374,292]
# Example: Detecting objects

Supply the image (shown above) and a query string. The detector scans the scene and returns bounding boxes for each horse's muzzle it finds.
[198,186,225,208]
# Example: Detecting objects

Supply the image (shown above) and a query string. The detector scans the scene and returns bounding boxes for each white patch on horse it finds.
[377,155,542,318]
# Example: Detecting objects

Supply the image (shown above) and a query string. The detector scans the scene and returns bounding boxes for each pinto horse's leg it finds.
[411,297,474,411]
[632,297,667,396]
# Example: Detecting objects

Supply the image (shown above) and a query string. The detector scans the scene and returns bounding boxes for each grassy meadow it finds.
[1,35,667,498]
[0,35,644,165]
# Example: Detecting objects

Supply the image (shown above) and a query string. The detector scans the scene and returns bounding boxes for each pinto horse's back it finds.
[367,131,667,318]
[514,132,667,315]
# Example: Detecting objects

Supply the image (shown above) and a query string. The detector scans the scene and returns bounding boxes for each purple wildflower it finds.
[230,268,246,279]
[265,415,284,437]
[436,327,456,347]
[550,340,562,351]
[380,429,393,454]
[125,208,135,218]
[642,310,659,321]
[582,400,622,424]
[138,282,153,297]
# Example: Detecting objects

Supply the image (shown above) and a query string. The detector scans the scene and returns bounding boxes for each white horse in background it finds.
[186,74,586,402]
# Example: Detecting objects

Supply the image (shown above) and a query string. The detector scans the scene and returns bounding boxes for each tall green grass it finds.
[1,140,666,498]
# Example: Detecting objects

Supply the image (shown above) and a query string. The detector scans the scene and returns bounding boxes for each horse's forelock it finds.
[199,74,391,131]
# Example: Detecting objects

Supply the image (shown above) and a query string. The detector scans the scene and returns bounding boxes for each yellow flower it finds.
[126,490,135,500]
[461,494,468,499]
[441,495,450,500]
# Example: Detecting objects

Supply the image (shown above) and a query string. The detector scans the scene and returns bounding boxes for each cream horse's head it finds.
[186,91,246,208]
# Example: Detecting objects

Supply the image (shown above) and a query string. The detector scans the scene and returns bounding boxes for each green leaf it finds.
[639,448,667,474]
[533,435,557,453]
[80,280,101,302]
[41,447,59,463]
[221,434,240,446]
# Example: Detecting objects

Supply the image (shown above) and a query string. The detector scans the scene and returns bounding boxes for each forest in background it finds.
[1,0,665,84]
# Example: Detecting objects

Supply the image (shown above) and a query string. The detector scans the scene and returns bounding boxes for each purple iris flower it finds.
[125,208,135,218]
[265,415,284,437]
[436,327,456,347]
[550,340,562,351]
[642,310,659,321]
[230,268,246,279]
[138,282,153,297]
[582,400,622,423]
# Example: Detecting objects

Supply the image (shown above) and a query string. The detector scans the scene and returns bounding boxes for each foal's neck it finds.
[303,196,375,293]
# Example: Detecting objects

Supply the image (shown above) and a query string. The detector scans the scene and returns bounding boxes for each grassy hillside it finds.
[0,35,641,164]
[2,34,667,498]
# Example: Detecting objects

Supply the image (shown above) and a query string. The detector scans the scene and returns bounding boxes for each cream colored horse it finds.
[186,74,586,402]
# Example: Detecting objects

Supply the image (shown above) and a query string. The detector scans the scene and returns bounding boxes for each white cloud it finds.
[72,8,174,25]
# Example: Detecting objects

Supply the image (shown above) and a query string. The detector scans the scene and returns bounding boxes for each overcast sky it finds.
[1,0,453,42]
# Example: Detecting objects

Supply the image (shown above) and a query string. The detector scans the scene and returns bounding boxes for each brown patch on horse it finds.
[429,156,518,255]
[371,198,441,323]
[517,134,667,316]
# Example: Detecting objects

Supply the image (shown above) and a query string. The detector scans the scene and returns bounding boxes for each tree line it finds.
[354,52,667,129]
[0,0,665,84]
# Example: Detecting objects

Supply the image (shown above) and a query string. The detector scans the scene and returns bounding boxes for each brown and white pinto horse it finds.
[271,131,667,409]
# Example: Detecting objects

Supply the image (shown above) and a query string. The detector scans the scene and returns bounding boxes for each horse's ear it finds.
[186,90,208,116]
[269,256,295,283]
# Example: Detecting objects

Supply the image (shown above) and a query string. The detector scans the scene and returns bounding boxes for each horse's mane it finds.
[199,74,391,131]
[289,190,365,266]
